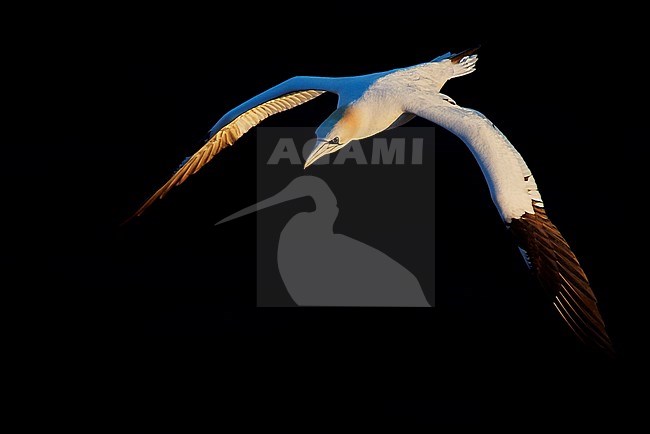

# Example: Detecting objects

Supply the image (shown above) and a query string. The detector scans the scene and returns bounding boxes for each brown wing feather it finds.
[128,90,325,220]
[510,204,614,354]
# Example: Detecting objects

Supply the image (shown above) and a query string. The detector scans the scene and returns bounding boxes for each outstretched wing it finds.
[129,76,343,219]
[510,204,612,352]
[405,95,613,353]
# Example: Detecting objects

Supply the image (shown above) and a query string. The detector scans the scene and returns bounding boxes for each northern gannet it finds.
[130,48,613,353]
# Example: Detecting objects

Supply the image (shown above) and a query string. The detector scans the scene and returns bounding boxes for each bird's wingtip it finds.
[120,213,139,227]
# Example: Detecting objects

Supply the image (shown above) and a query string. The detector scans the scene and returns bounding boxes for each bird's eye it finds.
[329,137,340,145]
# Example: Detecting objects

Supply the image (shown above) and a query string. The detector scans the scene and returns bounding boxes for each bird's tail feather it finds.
[449,46,480,63]
[434,46,480,79]
[450,54,477,78]
[450,53,478,79]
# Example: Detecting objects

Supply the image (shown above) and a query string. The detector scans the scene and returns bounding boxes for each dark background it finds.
[5,4,646,429]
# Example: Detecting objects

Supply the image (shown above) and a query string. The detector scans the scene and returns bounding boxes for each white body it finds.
[332,62,543,222]
[134,49,612,352]
[214,53,539,223]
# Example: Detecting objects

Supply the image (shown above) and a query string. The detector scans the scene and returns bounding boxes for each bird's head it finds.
[305,105,361,168]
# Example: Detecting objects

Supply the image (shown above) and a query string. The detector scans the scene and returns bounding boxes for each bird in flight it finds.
[129,48,613,354]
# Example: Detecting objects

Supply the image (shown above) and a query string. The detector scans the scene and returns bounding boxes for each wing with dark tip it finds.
[510,204,613,353]
[405,94,613,354]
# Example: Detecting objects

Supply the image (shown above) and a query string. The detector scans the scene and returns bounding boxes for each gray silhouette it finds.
[217,176,429,307]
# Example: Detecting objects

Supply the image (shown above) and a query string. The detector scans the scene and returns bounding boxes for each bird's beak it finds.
[304,143,329,169]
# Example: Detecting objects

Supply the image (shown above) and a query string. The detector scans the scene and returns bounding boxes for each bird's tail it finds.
[433,46,480,79]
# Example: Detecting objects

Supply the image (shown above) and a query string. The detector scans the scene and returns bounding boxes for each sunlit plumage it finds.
[130,48,612,353]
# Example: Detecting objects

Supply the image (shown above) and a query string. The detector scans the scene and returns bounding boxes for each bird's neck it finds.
[351,100,404,140]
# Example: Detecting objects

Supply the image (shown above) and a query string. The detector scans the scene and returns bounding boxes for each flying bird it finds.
[129,48,613,353]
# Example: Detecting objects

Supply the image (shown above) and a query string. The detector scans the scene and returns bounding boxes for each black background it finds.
[5,4,647,430]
